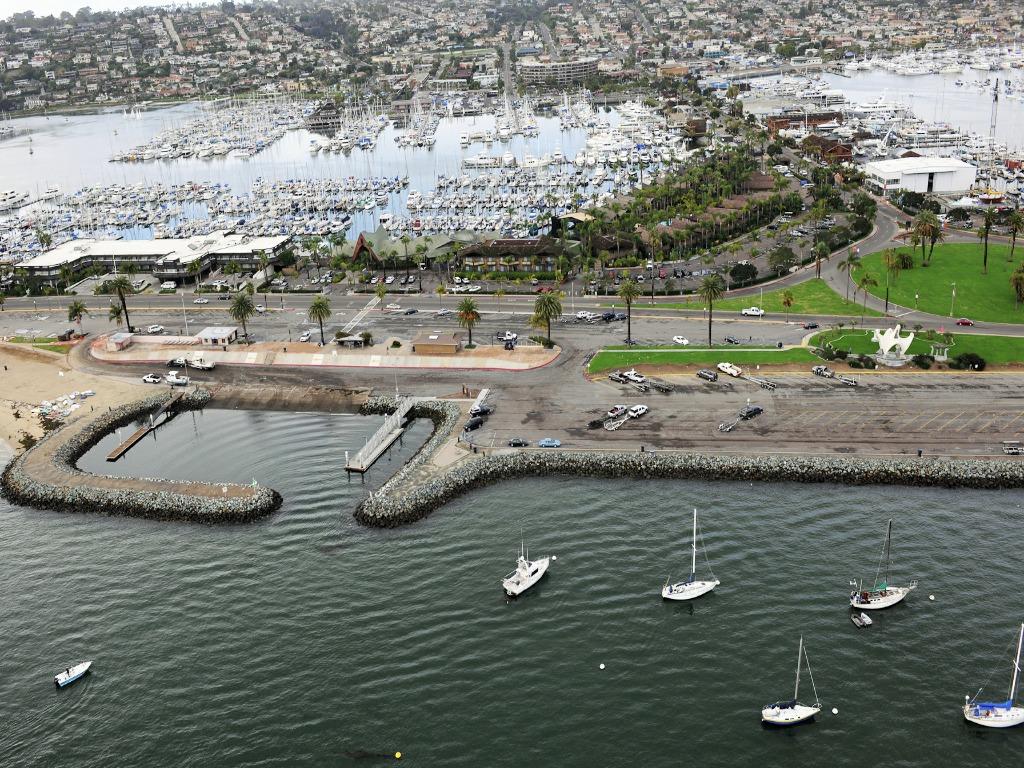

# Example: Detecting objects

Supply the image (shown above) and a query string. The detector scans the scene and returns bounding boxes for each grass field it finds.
[7,336,68,354]
[810,329,1024,364]
[853,243,1024,323]
[615,279,881,317]
[588,346,819,373]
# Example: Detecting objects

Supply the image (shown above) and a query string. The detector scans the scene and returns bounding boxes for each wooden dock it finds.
[345,397,421,473]
[106,392,186,462]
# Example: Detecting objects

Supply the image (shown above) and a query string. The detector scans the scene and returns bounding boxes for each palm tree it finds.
[0,293,5,311]
[532,292,563,341]
[617,279,642,344]
[814,241,829,279]
[837,249,861,302]
[35,228,52,249]
[1007,209,1024,263]
[400,234,412,281]
[435,284,446,309]
[781,290,794,322]
[978,208,996,274]
[1010,265,1024,308]
[229,291,255,342]
[911,211,936,264]
[882,248,902,313]
[108,303,123,327]
[457,297,480,346]
[375,281,387,308]
[308,295,331,345]
[109,275,134,332]
[697,274,726,348]
[187,259,203,290]
[494,287,506,313]
[67,299,88,334]
[856,272,878,323]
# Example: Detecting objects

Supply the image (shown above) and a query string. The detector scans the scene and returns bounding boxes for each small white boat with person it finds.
[964,622,1024,728]
[662,508,720,601]
[761,636,821,726]
[54,661,92,688]
[502,538,555,598]
[850,519,917,610]
[851,611,873,628]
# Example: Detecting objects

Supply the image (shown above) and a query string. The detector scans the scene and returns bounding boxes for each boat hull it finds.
[54,661,92,688]
[964,705,1024,728]
[502,556,550,597]
[850,584,914,610]
[761,704,820,726]
[662,579,719,601]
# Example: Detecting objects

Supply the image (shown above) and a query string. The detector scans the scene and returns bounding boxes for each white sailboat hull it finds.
[849,584,915,610]
[963,705,1024,728]
[761,703,821,726]
[662,579,719,601]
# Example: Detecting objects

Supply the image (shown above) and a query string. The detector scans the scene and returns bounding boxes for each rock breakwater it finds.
[355,449,1024,528]
[1,389,282,523]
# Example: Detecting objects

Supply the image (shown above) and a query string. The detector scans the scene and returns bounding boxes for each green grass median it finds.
[588,346,819,373]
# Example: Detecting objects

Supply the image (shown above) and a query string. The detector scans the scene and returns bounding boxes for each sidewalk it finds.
[90,336,560,372]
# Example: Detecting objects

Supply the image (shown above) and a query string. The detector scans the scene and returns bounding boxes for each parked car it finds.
[623,369,646,384]
[385,275,395,284]
[166,357,187,367]
[537,438,561,448]
[193,297,209,304]
[628,404,649,418]
[508,437,529,447]
[299,330,312,342]
[601,311,616,322]
[436,308,454,317]
[254,304,265,314]
[607,404,628,418]
[385,303,402,311]
[803,322,819,330]
[146,324,165,334]
[141,373,162,384]
[723,336,741,345]
[468,285,482,293]
[189,358,215,371]
[696,369,718,382]
[463,416,485,432]
[741,307,765,317]
[404,308,418,315]
[470,404,493,416]
[717,362,743,378]
[739,405,764,420]
[613,312,627,322]
[812,365,834,378]
[956,318,975,326]
[672,336,689,345]
[499,331,518,341]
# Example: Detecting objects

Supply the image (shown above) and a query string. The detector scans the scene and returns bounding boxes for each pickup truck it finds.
[165,371,190,386]
[812,365,835,378]
[717,362,743,378]
[189,358,215,371]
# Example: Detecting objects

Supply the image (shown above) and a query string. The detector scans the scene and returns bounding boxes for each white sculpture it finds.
[872,325,915,358]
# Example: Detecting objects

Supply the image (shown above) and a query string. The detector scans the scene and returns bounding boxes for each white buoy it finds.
[599,663,605,670]
[831,707,839,715]
[929,594,935,601]
[552,555,558,561]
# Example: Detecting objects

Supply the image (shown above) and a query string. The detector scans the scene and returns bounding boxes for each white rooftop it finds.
[865,157,975,176]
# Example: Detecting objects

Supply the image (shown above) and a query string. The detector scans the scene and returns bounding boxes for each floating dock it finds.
[106,391,185,461]
[345,397,421,473]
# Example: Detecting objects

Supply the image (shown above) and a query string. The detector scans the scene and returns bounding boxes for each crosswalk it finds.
[341,296,380,334]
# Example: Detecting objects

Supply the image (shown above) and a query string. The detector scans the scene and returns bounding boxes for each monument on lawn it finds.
[872,325,915,367]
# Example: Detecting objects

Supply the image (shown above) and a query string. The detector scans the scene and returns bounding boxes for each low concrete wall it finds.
[1,389,282,523]
[354,449,1024,528]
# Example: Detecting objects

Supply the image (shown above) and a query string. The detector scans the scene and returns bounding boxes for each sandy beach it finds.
[0,342,144,452]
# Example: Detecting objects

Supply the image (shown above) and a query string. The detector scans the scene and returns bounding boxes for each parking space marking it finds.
[916,411,948,431]
[1002,412,1024,431]
[933,412,966,433]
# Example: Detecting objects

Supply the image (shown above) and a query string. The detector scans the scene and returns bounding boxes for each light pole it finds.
[949,282,956,317]
[649,263,655,305]
[915,292,919,310]
[180,294,189,336]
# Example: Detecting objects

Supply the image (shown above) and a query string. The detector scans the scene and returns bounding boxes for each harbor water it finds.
[2,408,1024,766]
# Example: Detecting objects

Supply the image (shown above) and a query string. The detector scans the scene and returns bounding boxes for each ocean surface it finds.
[1,408,1024,767]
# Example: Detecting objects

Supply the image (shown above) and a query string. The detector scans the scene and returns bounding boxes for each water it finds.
[822,69,1024,151]
[0,103,608,234]
[2,409,1024,767]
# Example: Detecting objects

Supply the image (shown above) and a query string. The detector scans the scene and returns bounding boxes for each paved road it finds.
[537,22,560,59]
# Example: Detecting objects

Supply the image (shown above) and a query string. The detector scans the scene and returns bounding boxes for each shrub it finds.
[848,358,862,369]
[833,349,848,360]
[950,352,986,371]
[359,331,373,346]
[896,252,915,270]
[858,354,876,369]
[911,354,933,370]
[816,346,836,361]
[529,335,554,349]
[391,340,401,348]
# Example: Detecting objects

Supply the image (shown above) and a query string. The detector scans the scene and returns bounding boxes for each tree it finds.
[856,272,878,323]
[495,287,506,314]
[781,290,794,322]
[108,303,123,327]
[882,248,902,313]
[837,249,861,302]
[617,279,642,344]
[375,282,387,308]
[697,274,726,348]
[814,241,829,279]
[457,298,480,346]
[308,295,331,345]
[0,293,5,311]
[435,284,446,309]
[229,292,255,342]
[109,275,134,332]
[978,208,996,274]
[187,259,203,290]
[912,210,941,265]
[1007,210,1024,263]
[67,299,88,333]
[35,228,52,249]
[1011,265,1024,308]
[532,292,563,341]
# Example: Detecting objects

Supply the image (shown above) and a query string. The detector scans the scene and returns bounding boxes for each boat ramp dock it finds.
[106,391,186,461]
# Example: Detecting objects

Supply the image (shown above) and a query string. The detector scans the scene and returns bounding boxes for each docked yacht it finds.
[502,540,555,598]
[0,189,29,212]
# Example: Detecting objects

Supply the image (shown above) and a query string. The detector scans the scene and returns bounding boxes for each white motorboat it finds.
[502,539,554,598]
[54,661,92,688]
[662,508,719,601]
[964,623,1024,728]
[761,637,821,726]
[850,519,917,610]
[851,611,873,628]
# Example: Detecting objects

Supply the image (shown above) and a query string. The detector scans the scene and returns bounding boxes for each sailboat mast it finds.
[794,636,803,700]
[1011,622,1024,702]
[691,508,697,575]
[884,519,893,584]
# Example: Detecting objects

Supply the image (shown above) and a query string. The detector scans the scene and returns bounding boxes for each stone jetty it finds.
[1,389,281,523]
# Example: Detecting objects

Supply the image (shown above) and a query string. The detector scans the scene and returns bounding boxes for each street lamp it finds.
[949,282,956,317]
[649,262,655,305]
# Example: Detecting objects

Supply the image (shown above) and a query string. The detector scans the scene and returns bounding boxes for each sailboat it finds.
[501,536,555,598]
[963,623,1024,728]
[761,636,822,726]
[661,508,719,601]
[849,519,918,610]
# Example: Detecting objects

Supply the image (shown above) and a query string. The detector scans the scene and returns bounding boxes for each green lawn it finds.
[811,329,1024,364]
[613,279,881,317]
[853,243,1024,323]
[588,346,819,373]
